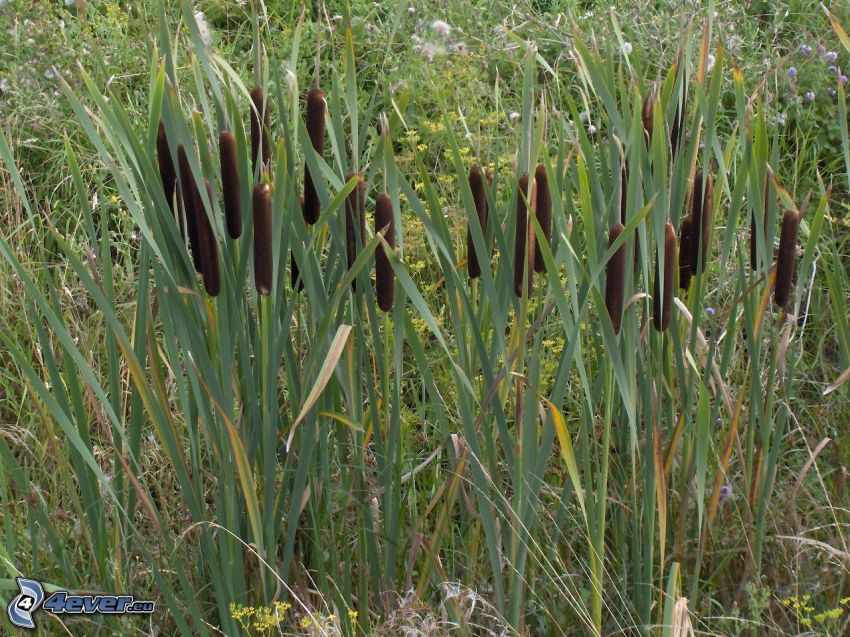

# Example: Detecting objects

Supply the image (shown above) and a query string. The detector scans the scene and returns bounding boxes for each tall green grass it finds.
[0,3,844,635]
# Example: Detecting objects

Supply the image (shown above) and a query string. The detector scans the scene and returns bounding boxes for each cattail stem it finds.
[774,209,800,308]
[177,144,203,272]
[253,182,272,295]
[303,87,326,225]
[466,165,488,280]
[345,171,366,289]
[375,192,395,312]
[250,86,271,173]
[513,173,537,297]
[533,164,552,274]
[605,222,627,334]
[653,221,677,331]
[197,180,221,296]
[751,175,770,271]
[219,130,242,239]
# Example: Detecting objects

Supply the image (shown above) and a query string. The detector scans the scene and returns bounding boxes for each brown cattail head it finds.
[642,89,656,145]
[219,130,242,239]
[156,122,177,216]
[678,214,694,289]
[605,222,627,334]
[375,192,395,312]
[653,221,677,331]
[292,196,305,292]
[752,176,770,270]
[774,209,800,308]
[252,182,272,295]
[250,86,271,172]
[466,164,489,280]
[303,87,327,225]
[177,144,202,272]
[533,164,552,274]
[197,180,221,297]
[670,92,686,159]
[345,171,366,289]
[513,173,537,297]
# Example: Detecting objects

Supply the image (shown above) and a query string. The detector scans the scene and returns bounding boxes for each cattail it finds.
[513,173,537,297]
[678,214,694,289]
[466,164,488,280]
[253,182,272,295]
[375,192,395,312]
[533,164,552,274]
[250,86,271,172]
[197,180,221,296]
[345,171,366,288]
[642,89,656,144]
[774,209,800,308]
[177,144,202,272]
[303,87,326,225]
[653,221,676,332]
[219,130,242,239]
[605,222,627,334]
[291,197,305,292]
[751,176,770,270]
[156,122,177,215]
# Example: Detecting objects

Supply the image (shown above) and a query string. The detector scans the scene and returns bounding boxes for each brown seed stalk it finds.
[250,86,271,172]
[620,161,628,224]
[678,214,694,289]
[513,173,537,297]
[670,93,686,159]
[197,180,221,297]
[605,222,627,334]
[774,209,800,308]
[653,221,677,332]
[642,89,656,145]
[533,163,552,274]
[303,87,326,225]
[219,130,242,239]
[345,171,366,289]
[156,122,177,215]
[375,192,395,312]
[253,182,272,296]
[177,144,203,272]
[466,164,489,280]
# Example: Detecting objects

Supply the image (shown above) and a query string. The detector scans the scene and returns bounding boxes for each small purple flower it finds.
[805,91,815,101]
[825,51,838,63]
[828,65,840,75]
[705,307,716,316]
[720,484,733,503]
[840,75,848,86]
[787,66,797,80]
[799,44,812,55]
[828,87,837,97]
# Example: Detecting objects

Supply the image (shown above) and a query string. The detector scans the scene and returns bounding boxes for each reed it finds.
[533,164,552,274]
[219,130,242,239]
[176,143,202,272]
[466,164,488,280]
[374,192,395,312]
[653,221,676,331]
[250,86,271,172]
[197,180,221,296]
[605,222,627,333]
[345,170,366,288]
[252,181,272,295]
[303,87,326,225]
[774,209,800,308]
[513,173,536,297]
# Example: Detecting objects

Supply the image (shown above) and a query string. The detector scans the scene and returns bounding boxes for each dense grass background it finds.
[1,0,850,635]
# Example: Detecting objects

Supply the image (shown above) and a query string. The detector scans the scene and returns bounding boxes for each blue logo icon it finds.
[6,578,154,630]
[7,579,45,629]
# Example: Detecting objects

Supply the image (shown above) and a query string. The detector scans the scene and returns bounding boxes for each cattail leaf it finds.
[653,221,677,331]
